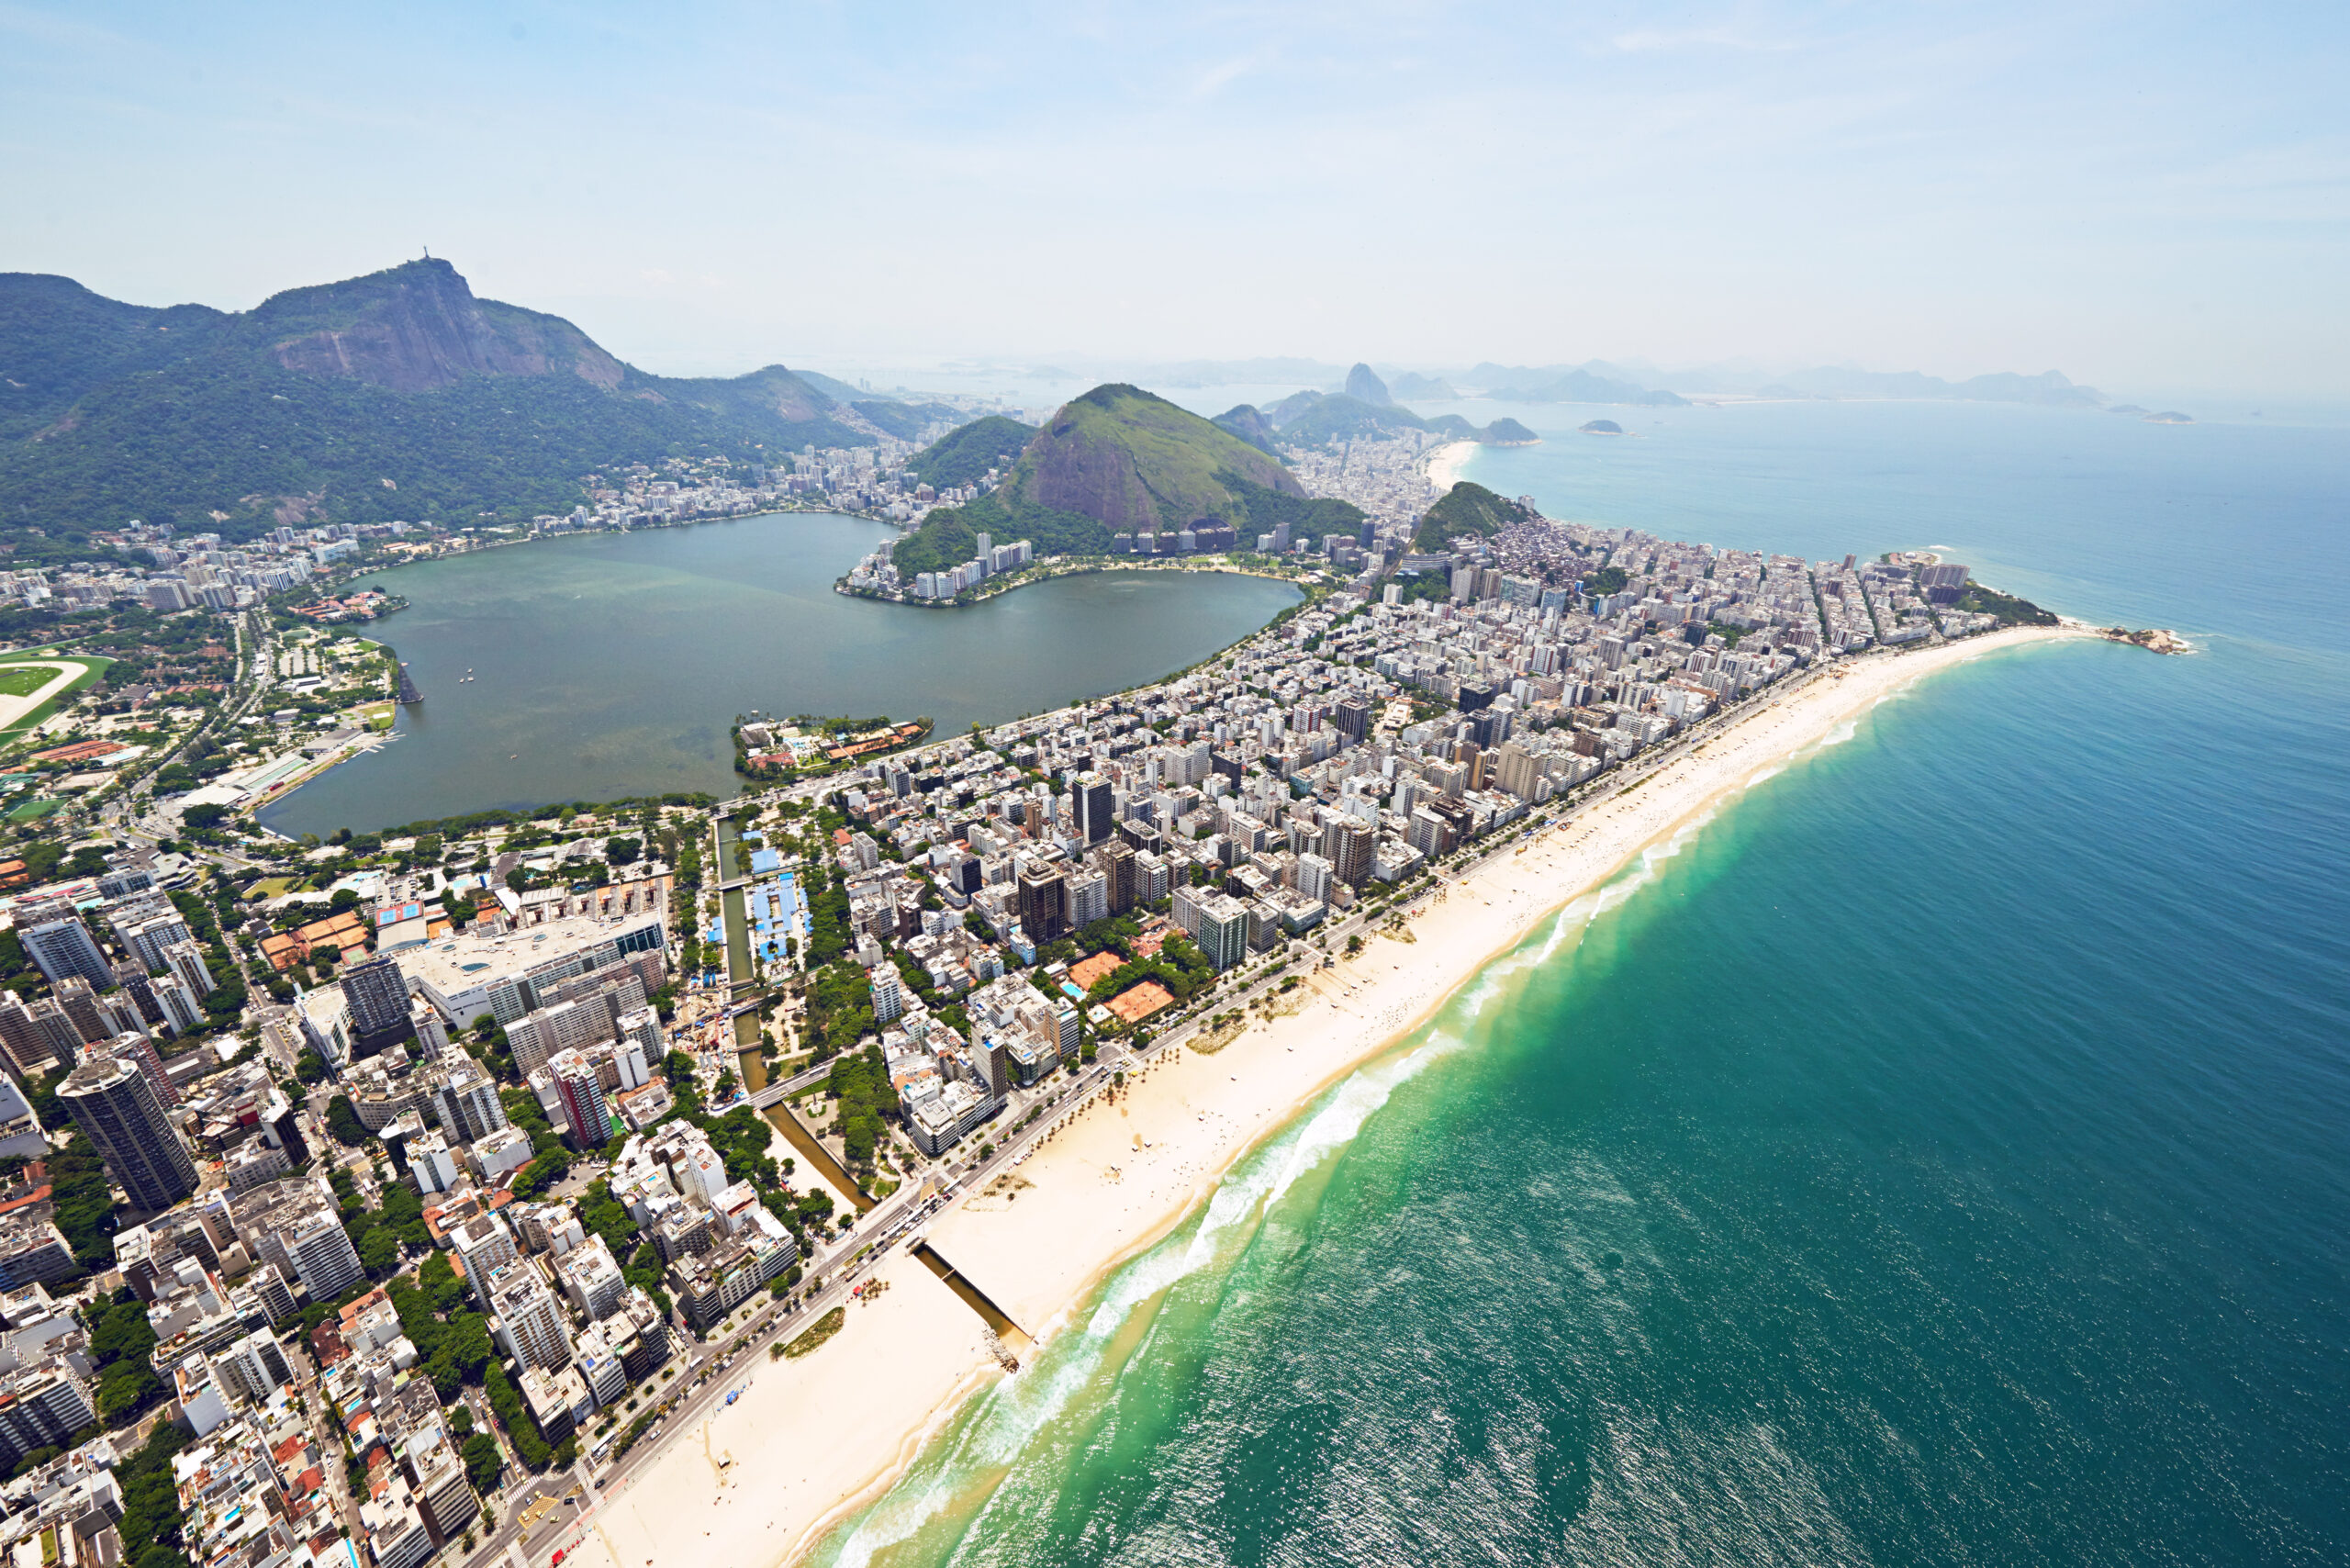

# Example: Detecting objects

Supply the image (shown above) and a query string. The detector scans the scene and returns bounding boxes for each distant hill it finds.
[1219,394,1534,450]
[1661,361,2111,407]
[1773,366,2102,407]
[0,257,867,541]
[1412,480,1535,553]
[1267,392,1428,445]
[908,415,1035,490]
[1211,405,1280,455]
[793,369,872,403]
[1344,364,1393,406]
[1467,363,1688,407]
[1389,372,1458,400]
[850,398,961,441]
[891,384,1363,579]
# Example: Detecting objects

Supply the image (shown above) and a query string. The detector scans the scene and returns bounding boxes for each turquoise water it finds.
[809,401,2350,1566]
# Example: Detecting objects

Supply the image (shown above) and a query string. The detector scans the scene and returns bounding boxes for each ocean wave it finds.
[826,1035,1469,1566]
[827,794,1743,1565]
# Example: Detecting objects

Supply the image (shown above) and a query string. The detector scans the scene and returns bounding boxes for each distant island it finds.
[1579,420,1624,435]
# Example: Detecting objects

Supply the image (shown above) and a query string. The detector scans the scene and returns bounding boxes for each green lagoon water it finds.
[811,401,2350,1567]
[258,512,1300,837]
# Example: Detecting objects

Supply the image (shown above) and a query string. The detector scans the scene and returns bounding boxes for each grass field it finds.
[0,656,110,740]
[0,667,58,698]
[6,799,62,823]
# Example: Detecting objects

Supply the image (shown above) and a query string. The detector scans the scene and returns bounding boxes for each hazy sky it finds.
[5,2,2344,397]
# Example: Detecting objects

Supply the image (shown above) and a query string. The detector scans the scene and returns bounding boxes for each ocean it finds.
[805,398,2350,1566]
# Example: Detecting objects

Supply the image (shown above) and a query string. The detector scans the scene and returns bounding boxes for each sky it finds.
[3,1,2345,399]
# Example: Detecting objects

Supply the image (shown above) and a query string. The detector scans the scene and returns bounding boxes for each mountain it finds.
[794,369,874,403]
[1266,392,1428,445]
[890,384,1364,579]
[1344,364,1393,406]
[1771,366,2102,407]
[1412,480,1536,553]
[1211,405,1280,455]
[0,258,868,540]
[1656,360,2109,406]
[849,398,962,441]
[1483,418,1539,443]
[1466,362,1688,407]
[907,415,1035,490]
[1389,372,1458,400]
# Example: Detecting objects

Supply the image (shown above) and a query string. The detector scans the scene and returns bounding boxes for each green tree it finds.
[358,1229,399,1276]
[462,1431,503,1492]
[97,1359,161,1418]
[90,1303,157,1366]
[325,1095,368,1146]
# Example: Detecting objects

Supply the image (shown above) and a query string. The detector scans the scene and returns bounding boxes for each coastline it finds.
[1424,438,1477,491]
[561,623,2086,1568]
[834,555,1319,613]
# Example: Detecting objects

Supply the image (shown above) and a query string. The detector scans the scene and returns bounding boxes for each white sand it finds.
[1423,440,1476,492]
[558,1256,999,1568]
[563,625,2084,1568]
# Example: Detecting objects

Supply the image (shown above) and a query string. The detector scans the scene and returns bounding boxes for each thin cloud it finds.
[1611,27,1793,53]
[1192,50,1272,97]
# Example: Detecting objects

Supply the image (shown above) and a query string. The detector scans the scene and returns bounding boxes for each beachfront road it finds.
[464,1178,944,1568]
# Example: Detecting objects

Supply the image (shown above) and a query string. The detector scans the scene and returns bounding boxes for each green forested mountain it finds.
[1209,404,1279,454]
[850,399,962,440]
[1268,391,1429,445]
[908,415,1035,489]
[1412,480,1536,552]
[891,385,1362,577]
[0,258,868,541]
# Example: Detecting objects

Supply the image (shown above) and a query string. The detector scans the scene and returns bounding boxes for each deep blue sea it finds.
[811,399,2350,1567]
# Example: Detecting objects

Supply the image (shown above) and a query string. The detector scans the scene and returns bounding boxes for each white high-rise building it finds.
[1065,868,1109,931]
[487,1263,572,1371]
[449,1213,519,1302]
[1295,852,1334,905]
[870,966,902,1025]
[162,938,217,996]
[152,972,206,1034]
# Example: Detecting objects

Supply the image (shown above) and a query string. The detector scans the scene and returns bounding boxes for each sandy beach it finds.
[562,624,2084,1568]
[1423,439,1476,492]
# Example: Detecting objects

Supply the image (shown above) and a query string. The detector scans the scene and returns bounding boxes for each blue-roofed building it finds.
[744,867,806,965]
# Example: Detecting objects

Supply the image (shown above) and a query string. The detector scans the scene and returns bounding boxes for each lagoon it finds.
[256,512,1301,838]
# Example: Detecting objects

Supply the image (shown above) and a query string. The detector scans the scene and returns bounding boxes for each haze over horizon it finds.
[5,1,2344,401]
